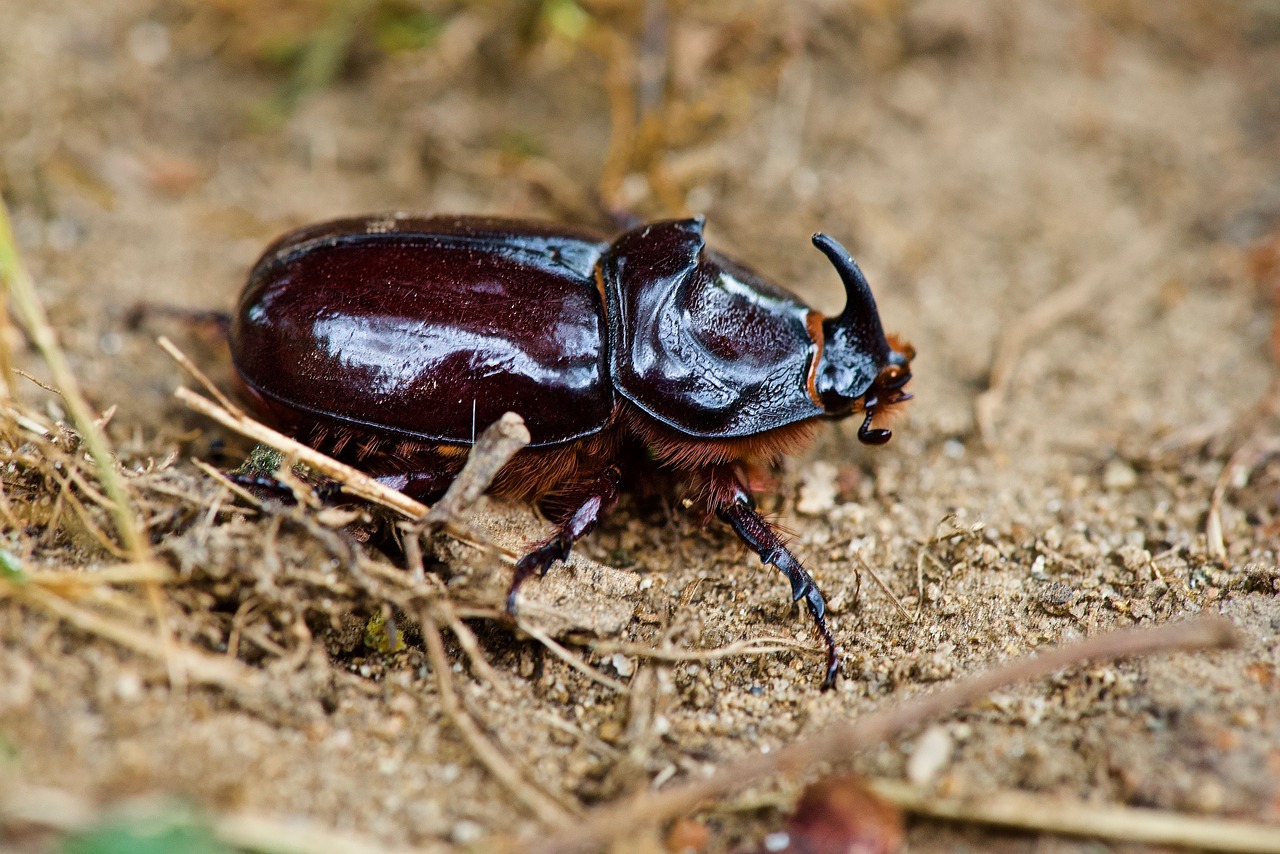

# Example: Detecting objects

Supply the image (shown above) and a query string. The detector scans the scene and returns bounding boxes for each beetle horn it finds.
[810,233,909,432]
[811,233,892,361]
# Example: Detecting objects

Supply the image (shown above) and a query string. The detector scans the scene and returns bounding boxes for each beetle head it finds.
[811,233,914,446]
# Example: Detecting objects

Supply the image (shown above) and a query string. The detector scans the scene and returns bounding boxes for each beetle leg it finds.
[506,466,622,615]
[707,466,840,690]
[374,469,459,501]
[227,471,345,504]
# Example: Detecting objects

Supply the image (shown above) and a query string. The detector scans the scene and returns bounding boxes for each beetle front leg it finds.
[506,466,622,614]
[707,465,840,690]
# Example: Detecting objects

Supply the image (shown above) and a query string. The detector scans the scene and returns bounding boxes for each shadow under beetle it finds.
[230,214,914,688]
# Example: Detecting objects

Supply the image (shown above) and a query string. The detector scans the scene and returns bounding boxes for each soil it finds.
[2,2,1279,852]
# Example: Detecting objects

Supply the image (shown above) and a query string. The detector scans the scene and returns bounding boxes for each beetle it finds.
[230,213,914,688]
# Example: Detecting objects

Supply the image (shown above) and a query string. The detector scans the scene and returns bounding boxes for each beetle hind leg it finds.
[707,465,840,690]
[506,466,622,614]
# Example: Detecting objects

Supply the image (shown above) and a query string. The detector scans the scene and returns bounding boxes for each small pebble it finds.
[907,725,954,786]
[451,820,484,845]
[1103,459,1138,490]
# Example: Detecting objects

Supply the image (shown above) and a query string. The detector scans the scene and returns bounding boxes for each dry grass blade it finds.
[0,198,183,687]
[869,777,1280,853]
[0,197,147,560]
[1206,437,1280,561]
[527,618,1238,854]
[853,551,913,622]
[24,562,175,589]
[9,583,255,691]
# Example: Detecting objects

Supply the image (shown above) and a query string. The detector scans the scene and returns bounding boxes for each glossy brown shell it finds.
[601,218,826,438]
[231,215,614,447]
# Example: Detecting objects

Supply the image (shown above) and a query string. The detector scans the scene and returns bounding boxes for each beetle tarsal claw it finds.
[790,576,810,602]
[506,546,563,614]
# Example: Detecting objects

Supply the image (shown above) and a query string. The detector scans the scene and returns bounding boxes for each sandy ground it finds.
[1,1,1279,852]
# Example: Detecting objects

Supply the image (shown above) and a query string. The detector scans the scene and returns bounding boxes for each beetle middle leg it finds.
[706,464,840,689]
[506,466,623,614]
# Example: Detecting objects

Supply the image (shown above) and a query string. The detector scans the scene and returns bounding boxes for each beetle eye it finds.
[883,367,912,391]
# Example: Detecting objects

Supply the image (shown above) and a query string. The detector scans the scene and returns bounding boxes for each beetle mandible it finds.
[230,214,915,688]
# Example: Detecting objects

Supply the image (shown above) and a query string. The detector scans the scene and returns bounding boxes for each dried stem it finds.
[585,635,812,662]
[517,621,629,693]
[528,618,1238,854]
[1206,437,1280,561]
[9,582,255,691]
[869,777,1280,853]
[175,386,429,519]
[157,334,245,416]
[422,411,529,526]
[853,551,912,622]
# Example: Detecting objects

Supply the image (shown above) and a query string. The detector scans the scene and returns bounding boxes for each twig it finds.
[368,551,507,692]
[868,777,1280,853]
[422,411,530,527]
[168,341,532,537]
[175,386,429,519]
[156,335,245,416]
[527,618,1238,854]
[419,609,577,825]
[407,409,529,577]
[914,548,928,622]
[585,635,814,662]
[191,458,265,509]
[433,595,506,691]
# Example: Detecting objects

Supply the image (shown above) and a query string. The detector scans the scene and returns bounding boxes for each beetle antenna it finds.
[856,399,892,445]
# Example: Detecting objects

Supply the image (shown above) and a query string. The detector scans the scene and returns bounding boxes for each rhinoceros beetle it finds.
[230,214,914,688]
